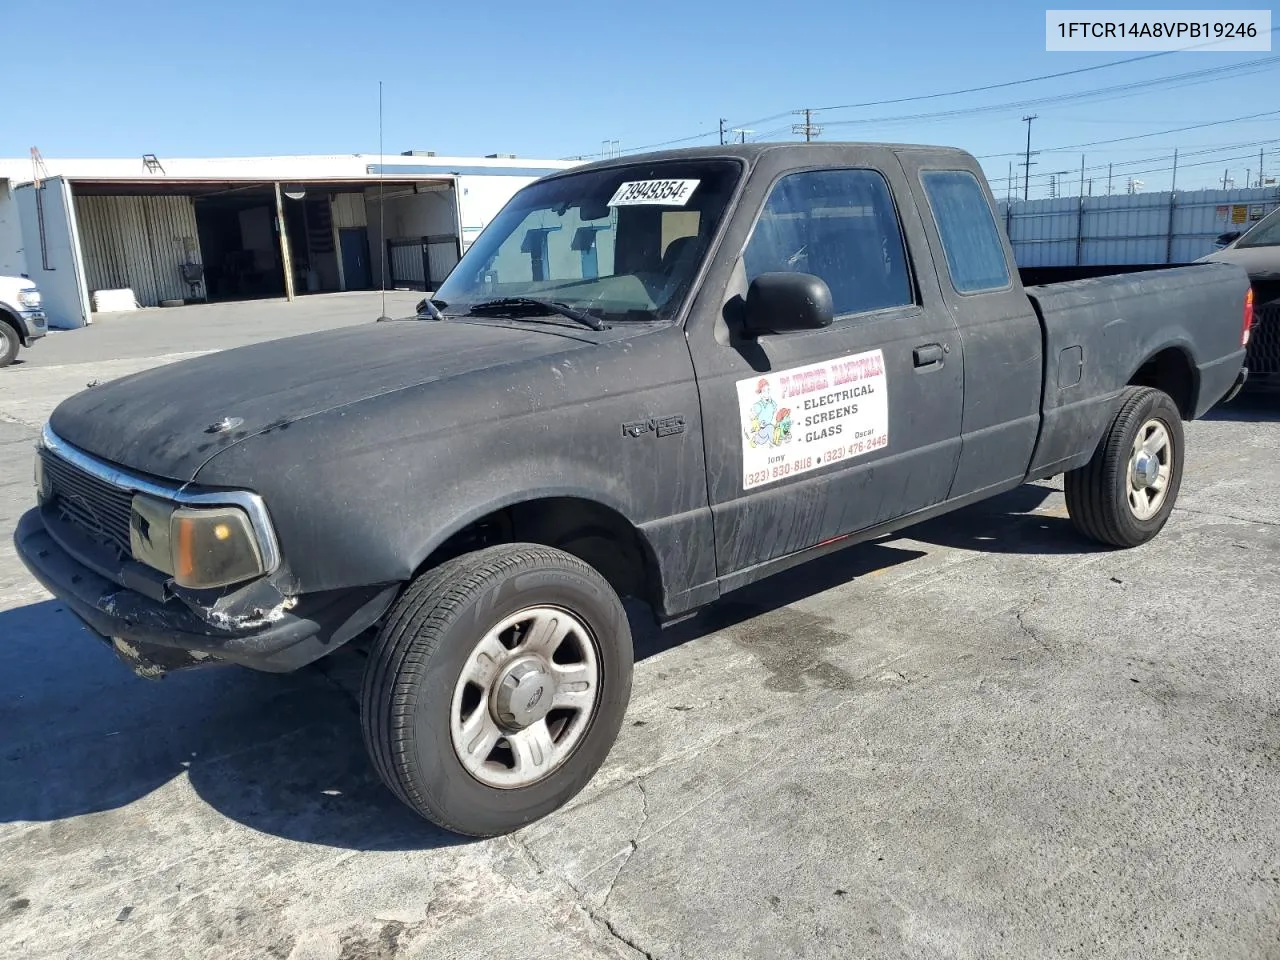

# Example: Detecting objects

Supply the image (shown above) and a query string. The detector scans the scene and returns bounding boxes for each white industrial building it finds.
[0,151,580,329]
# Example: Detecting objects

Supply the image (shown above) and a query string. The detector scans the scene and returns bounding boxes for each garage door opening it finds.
[193,189,285,301]
[69,179,453,310]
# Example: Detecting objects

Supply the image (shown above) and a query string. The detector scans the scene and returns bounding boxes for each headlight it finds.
[130,495,267,589]
[17,288,41,309]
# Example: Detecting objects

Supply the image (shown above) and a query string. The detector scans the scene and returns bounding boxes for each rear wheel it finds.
[0,322,19,368]
[360,544,633,836]
[1064,386,1184,548]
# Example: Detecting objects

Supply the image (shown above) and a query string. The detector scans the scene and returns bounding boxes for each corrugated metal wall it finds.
[331,192,367,229]
[996,187,1280,267]
[75,195,204,306]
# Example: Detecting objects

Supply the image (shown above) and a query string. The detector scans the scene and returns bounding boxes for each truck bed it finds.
[1021,262,1250,481]
[1018,263,1196,286]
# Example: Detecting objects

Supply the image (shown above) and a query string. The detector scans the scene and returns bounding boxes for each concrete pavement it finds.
[1,295,1278,959]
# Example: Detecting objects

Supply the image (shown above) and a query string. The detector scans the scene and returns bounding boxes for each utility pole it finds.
[1078,153,1085,197]
[1223,168,1231,190]
[792,108,822,142]
[1260,147,1265,186]
[1107,163,1113,195]
[1171,148,1178,192]
[1008,161,1014,201]
[719,118,727,146]
[731,128,754,144]
[1021,115,1038,201]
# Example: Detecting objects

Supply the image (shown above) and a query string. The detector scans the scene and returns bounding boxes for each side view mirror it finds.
[744,272,834,335]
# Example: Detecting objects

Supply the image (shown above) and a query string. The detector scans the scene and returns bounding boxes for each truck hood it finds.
[48,320,594,482]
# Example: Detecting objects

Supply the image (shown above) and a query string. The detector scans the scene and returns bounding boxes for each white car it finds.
[0,275,47,368]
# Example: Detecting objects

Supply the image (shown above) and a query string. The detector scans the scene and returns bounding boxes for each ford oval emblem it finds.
[205,416,244,434]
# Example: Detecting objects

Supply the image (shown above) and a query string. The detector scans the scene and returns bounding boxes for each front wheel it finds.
[360,544,633,836]
[1064,386,1184,548]
[0,323,19,368]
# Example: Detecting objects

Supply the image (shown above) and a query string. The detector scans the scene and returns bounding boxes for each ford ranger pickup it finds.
[14,143,1253,836]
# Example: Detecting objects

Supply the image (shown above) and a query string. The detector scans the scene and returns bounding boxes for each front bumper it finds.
[21,310,47,344]
[14,508,397,676]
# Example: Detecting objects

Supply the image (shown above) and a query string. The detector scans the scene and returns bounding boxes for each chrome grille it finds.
[1251,303,1280,376]
[40,449,134,557]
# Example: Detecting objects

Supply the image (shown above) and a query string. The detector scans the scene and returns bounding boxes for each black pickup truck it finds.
[15,143,1252,836]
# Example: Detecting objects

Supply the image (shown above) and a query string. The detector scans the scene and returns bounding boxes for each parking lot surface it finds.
[2,293,1278,959]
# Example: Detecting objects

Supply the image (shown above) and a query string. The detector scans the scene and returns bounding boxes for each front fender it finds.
[193,332,714,604]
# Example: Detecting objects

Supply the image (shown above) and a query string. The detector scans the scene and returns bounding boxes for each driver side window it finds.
[743,169,913,317]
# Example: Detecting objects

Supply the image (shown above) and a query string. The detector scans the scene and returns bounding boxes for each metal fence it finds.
[996,187,1280,267]
[386,234,461,291]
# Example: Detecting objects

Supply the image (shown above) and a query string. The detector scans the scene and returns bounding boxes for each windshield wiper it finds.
[467,296,607,331]
[416,298,448,319]
[378,298,453,323]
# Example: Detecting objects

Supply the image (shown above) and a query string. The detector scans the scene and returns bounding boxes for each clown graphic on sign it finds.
[745,378,793,448]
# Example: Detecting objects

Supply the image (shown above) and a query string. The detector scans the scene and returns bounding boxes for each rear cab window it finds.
[743,168,914,318]
[920,170,1011,294]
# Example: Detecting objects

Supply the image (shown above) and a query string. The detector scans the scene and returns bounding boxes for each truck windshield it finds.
[1236,207,1280,248]
[435,160,742,323]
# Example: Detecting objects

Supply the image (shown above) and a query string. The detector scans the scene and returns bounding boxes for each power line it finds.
[976,108,1280,159]
[990,141,1280,193]
[738,36,1279,149]
[818,57,1280,131]
[561,32,1280,160]
[810,27,1280,114]
[988,138,1280,189]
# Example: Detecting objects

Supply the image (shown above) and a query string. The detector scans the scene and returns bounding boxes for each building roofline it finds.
[0,152,581,188]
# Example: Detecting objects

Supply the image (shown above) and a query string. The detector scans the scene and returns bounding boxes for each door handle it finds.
[914,343,945,368]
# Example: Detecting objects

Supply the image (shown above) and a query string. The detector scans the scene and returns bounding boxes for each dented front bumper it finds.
[14,508,397,677]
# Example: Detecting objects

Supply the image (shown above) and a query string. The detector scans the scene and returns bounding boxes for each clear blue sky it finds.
[6,0,1277,195]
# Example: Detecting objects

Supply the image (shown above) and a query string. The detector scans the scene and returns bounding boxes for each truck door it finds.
[14,177,90,329]
[689,161,964,578]
[894,154,1043,498]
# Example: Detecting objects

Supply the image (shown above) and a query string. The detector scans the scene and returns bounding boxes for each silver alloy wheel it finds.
[449,606,601,789]
[1127,417,1173,521]
[0,335,10,362]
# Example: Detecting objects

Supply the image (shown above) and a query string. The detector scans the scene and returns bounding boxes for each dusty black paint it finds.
[16,142,1250,673]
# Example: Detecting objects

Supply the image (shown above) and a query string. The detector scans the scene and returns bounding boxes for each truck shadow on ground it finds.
[1204,391,1276,423]
[0,484,1095,851]
[900,483,1107,557]
[0,599,466,852]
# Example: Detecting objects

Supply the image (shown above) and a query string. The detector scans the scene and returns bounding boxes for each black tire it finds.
[1064,386,1184,548]
[360,543,633,837]
[0,322,19,368]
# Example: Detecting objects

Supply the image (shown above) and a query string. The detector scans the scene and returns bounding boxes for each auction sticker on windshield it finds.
[737,349,888,491]
[608,179,700,206]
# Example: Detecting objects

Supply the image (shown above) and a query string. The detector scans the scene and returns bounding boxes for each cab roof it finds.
[547,142,978,179]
